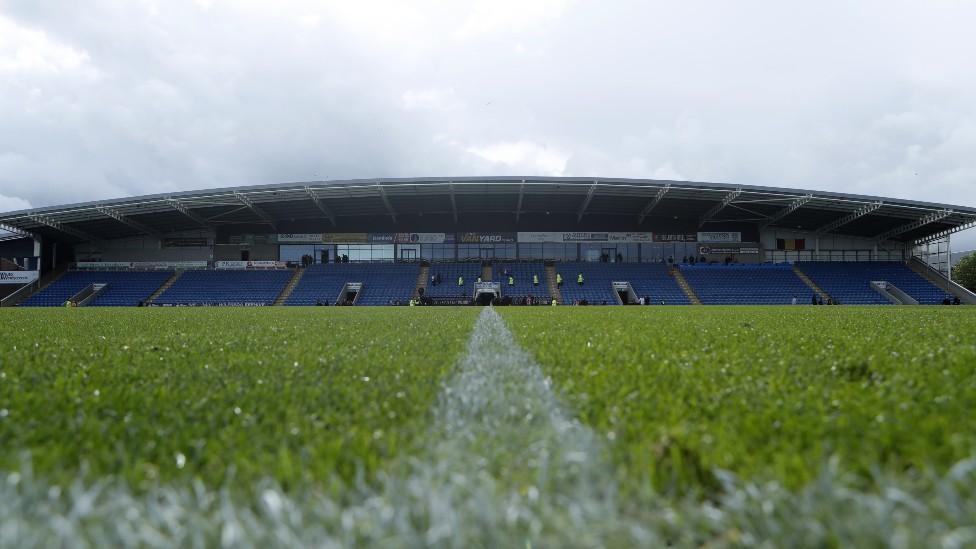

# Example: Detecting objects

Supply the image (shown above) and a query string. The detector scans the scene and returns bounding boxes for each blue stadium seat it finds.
[155,270,292,306]
[20,270,173,307]
[493,263,550,302]
[286,263,419,306]
[555,262,690,305]
[424,262,482,299]
[796,262,949,305]
[678,264,810,305]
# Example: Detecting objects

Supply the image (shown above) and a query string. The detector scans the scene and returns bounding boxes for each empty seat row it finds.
[678,264,810,305]
[21,271,173,307]
[286,263,419,306]
[155,270,292,306]
[796,262,949,305]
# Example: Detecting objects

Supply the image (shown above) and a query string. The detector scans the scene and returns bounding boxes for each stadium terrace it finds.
[2,176,975,307]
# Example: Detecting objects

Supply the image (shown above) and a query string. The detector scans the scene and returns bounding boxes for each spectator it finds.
[953,296,961,305]
[811,293,818,305]
[791,295,797,306]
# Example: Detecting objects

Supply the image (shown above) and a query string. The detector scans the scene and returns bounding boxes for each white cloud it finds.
[401,88,465,112]
[0,194,31,213]
[466,140,568,176]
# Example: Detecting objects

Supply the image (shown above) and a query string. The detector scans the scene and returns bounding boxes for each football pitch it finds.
[1,306,975,547]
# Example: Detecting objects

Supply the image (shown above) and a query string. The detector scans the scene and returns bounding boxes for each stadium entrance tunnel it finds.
[338,282,362,305]
[613,281,638,304]
[476,289,497,306]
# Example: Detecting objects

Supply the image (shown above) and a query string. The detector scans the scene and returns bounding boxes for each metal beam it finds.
[166,198,213,229]
[27,214,99,241]
[304,187,337,227]
[515,181,525,223]
[637,184,671,224]
[377,185,397,223]
[577,181,598,222]
[95,205,160,236]
[0,223,31,239]
[447,182,458,223]
[914,219,976,245]
[875,209,953,242]
[759,194,813,229]
[815,201,883,235]
[234,192,277,230]
[698,187,743,228]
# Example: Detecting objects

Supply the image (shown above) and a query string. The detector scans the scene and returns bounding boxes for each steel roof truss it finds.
[815,201,883,234]
[234,192,277,230]
[27,214,99,241]
[875,209,953,242]
[760,194,814,229]
[515,181,525,223]
[448,182,458,223]
[376,185,397,223]
[304,187,337,226]
[698,187,743,228]
[637,184,671,224]
[95,205,161,236]
[577,182,598,222]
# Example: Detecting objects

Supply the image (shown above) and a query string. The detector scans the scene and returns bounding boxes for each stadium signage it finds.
[215,261,286,269]
[517,232,653,243]
[370,233,454,244]
[459,232,517,244]
[0,270,38,284]
[698,246,759,255]
[322,233,370,243]
[697,231,742,243]
[277,233,323,243]
[75,261,208,270]
[653,233,698,242]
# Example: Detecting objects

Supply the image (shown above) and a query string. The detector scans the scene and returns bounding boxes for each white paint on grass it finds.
[4,308,976,547]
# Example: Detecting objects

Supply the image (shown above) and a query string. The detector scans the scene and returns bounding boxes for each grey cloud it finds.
[1,0,975,245]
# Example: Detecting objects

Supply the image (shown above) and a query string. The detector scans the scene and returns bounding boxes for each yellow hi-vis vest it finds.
[533,274,539,284]
[551,299,557,306]
[556,273,563,283]
[577,273,584,283]
[458,276,464,286]
[508,276,514,286]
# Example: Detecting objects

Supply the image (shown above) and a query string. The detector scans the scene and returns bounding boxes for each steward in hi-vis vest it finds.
[533,274,539,286]
[577,273,584,286]
[556,273,563,287]
[458,275,464,286]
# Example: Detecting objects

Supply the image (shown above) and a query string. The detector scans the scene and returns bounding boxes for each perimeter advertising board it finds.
[277,234,323,243]
[697,231,742,243]
[517,232,653,243]
[0,271,39,284]
[459,232,517,243]
[369,233,454,244]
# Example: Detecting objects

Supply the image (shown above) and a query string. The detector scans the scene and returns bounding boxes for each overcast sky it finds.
[1,0,975,246]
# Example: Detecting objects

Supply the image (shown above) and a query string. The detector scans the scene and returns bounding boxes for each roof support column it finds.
[376,184,397,223]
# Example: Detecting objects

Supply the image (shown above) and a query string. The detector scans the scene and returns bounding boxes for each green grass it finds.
[0,307,479,490]
[3,305,976,546]
[501,306,976,494]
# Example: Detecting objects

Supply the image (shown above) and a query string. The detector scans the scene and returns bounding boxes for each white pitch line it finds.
[1,307,652,548]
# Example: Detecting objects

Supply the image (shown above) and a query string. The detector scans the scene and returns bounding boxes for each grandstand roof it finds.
[1,177,974,244]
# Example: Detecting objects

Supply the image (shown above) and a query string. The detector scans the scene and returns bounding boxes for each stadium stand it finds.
[493,263,550,302]
[678,263,811,305]
[555,262,623,305]
[155,270,292,306]
[620,263,691,304]
[20,270,173,307]
[285,263,419,306]
[796,262,948,305]
[425,262,482,298]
